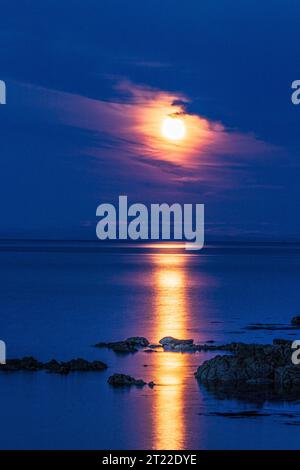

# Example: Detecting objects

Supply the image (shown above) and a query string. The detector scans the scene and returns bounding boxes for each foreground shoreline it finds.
[1,328,300,401]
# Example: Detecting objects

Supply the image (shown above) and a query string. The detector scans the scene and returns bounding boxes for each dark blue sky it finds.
[0,0,300,240]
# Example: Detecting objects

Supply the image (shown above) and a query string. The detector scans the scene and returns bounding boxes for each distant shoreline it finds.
[1,239,300,254]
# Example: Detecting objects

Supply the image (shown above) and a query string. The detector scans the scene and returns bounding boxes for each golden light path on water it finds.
[150,254,189,450]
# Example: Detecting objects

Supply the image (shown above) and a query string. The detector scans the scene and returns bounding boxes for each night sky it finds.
[0,0,299,240]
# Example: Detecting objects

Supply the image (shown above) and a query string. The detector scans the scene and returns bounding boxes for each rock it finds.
[0,357,107,374]
[196,355,253,384]
[111,341,138,353]
[94,337,149,353]
[157,337,250,353]
[159,336,194,346]
[46,358,107,374]
[275,366,300,389]
[0,357,43,372]
[21,356,43,371]
[95,340,138,353]
[159,336,196,352]
[44,359,60,369]
[95,336,268,355]
[44,359,63,373]
[245,378,274,386]
[67,358,107,372]
[273,339,292,347]
[126,337,149,347]
[291,316,300,326]
[195,341,300,398]
[148,381,156,388]
[108,374,146,387]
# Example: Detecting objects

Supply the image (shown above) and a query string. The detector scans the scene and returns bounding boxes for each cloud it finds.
[14,79,279,192]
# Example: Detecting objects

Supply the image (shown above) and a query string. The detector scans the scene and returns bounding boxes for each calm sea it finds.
[0,242,300,449]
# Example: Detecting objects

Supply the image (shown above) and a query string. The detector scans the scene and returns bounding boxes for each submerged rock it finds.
[195,340,300,399]
[0,357,107,374]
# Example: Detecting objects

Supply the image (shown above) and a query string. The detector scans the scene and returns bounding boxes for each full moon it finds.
[161,117,186,141]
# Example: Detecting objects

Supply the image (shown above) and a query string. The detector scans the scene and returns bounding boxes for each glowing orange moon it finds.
[161,117,186,141]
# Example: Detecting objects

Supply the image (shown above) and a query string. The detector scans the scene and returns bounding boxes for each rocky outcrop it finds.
[0,357,43,372]
[195,340,300,397]
[275,366,300,389]
[95,334,277,354]
[126,337,149,347]
[45,358,107,374]
[158,337,254,353]
[0,357,107,374]
[159,337,194,347]
[159,337,200,352]
[108,373,155,388]
[94,337,149,353]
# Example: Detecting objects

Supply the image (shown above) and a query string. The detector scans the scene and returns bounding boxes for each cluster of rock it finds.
[94,337,149,353]
[195,339,300,396]
[159,337,196,351]
[0,356,157,387]
[94,334,224,353]
[94,334,253,354]
[0,357,107,375]
[5,316,300,395]
[108,373,155,388]
[159,336,232,352]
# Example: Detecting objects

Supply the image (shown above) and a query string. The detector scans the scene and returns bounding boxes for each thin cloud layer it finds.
[16,79,278,189]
